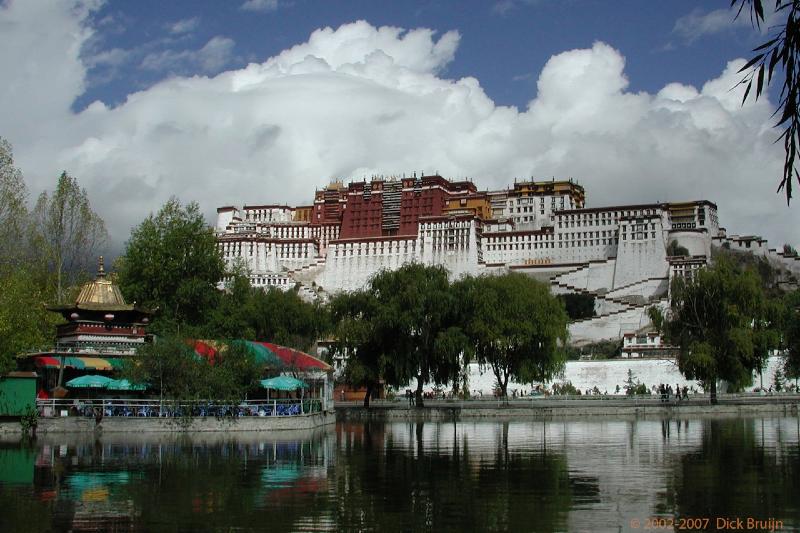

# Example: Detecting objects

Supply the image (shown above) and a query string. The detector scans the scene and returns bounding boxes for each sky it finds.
[1,0,797,253]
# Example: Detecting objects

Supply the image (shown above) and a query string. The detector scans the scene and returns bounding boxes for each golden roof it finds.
[74,257,130,309]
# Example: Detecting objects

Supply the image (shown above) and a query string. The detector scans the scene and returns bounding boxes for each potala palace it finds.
[216,174,800,345]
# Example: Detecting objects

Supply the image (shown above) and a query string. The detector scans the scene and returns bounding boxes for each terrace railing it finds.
[36,398,323,418]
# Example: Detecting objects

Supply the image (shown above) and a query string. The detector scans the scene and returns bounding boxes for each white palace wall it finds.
[217,180,797,345]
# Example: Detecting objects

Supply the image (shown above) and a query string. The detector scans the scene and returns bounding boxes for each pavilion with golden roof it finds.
[20,257,154,392]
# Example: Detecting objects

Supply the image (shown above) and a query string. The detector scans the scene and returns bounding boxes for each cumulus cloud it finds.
[0,2,797,251]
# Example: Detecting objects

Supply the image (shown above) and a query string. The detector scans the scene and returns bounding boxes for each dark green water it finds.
[0,415,798,532]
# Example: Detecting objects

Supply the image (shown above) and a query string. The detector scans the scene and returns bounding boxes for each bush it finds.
[551,381,579,395]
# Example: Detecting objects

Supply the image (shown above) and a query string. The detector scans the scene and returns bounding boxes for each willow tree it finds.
[455,273,569,400]
[665,258,773,403]
[30,171,107,303]
[368,263,465,408]
[328,289,386,408]
[783,289,800,387]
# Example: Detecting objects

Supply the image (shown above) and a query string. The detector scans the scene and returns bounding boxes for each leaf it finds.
[738,53,764,73]
[742,80,753,104]
[756,63,766,98]
[753,36,780,51]
[768,47,781,81]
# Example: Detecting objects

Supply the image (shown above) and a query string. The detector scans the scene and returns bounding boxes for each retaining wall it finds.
[0,411,335,435]
[337,400,799,422]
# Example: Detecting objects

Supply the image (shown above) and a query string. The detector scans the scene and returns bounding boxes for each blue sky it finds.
[79,0,763,111]
[1,0,797,250]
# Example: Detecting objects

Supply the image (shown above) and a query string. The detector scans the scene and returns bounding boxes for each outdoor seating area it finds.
[36,398,323,418]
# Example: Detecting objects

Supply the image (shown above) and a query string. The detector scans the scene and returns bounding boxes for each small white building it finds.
[621,332,678,359]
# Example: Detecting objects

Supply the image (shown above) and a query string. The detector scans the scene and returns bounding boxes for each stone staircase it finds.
[550,264,666,323]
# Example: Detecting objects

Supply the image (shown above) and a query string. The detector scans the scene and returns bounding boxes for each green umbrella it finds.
[106,379,147,391]
[259,376,308,391]
[65,375,115,388]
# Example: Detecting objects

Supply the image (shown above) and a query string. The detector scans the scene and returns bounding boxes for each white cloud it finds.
[140,36,235,74]
[240,0,279,13]
[673,5,786,43]
[1,2,797,252]
[168,16,200,35]
[673,8,745,42]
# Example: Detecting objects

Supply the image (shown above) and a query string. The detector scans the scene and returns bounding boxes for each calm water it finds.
[1,415,799,532]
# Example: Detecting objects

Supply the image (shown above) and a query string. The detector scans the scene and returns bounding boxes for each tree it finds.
[666,240,690,257]
[0,137,29,266]
[208,341,262,406]
[782,289,800,386]
[248,286,328,352]
[117,198,224,333]
[368,263,465,407]
[664,259,775,403]
[328,289,387,408]
[558,292,595,320]
[734,0,800,202]
[124,335,210,402]
[0,269,59,374]
[455,273,569,400]
[30,171,107,303]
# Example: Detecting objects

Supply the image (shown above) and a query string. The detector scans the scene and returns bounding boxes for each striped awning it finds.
[192,340,331,372]
[32,356,123,371]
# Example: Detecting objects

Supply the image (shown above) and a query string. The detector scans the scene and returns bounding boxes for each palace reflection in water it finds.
[0,416,798,532]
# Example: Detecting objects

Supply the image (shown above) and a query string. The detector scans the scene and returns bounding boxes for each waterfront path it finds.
[335,393,800,419]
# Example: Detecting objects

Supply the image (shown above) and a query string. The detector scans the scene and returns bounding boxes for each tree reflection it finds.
[669,418,800,528]
[333,420,575,532]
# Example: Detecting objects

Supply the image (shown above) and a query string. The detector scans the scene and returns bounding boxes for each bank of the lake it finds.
[336,395,800,421]
[0,411,335,435]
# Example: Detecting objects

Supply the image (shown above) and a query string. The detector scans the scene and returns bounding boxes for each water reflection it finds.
[0,415,797,532]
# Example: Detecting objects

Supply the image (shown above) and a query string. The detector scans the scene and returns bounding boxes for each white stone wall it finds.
[604,277,669,302]
[669,230,710,257]
[422,356,788,396]
[613,219,668,289]
[216,208,238,232]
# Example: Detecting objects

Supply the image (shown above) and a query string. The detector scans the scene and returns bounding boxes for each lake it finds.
[1,415,798,532]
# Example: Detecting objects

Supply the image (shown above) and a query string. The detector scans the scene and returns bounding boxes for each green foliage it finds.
[733,0,800,202]
[456,273,569,398]
[558,292,595,320]
[30,171,107,303]
[551,381,579,395]
[124,336,262,403]
[209,341,263,405]
[117,198,224,332]
[247,286,328,351]
[19,404,38,436]
[0,137,29,266]
[783,244,798,257]
[328,289,386,407]
[648,305,665,334]
[713,246,793,297]
[0,268,59,374]
[782,289,800,381]
[564,340,621,360]
[666,240,690,257]
[368,263,465,406]
[665,258,776,402]
[623,369,650,396]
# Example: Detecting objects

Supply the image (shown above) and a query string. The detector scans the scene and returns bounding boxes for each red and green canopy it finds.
[191,340,331,372]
